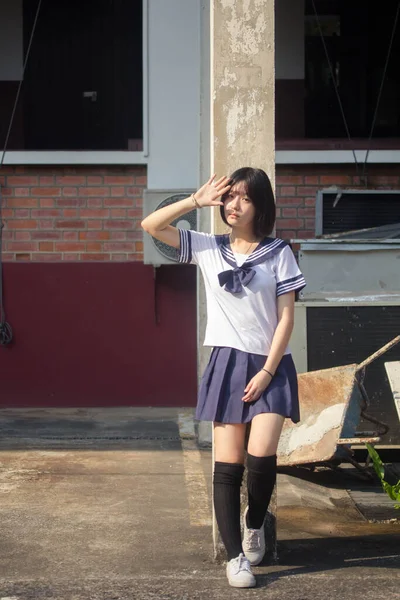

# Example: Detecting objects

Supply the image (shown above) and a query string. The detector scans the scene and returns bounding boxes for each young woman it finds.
[141,168,305,588]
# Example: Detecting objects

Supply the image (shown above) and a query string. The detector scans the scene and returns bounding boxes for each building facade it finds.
[0,0,399,407]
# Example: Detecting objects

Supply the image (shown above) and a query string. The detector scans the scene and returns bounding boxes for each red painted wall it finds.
[0,263,197,407]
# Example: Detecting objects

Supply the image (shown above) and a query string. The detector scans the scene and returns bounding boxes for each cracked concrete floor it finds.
[0,408,398,600]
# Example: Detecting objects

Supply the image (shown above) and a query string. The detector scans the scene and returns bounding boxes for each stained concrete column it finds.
[209,0,277,562]
[212,0,275,220]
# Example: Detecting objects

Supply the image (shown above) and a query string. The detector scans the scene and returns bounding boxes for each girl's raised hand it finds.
[194,175,231,208]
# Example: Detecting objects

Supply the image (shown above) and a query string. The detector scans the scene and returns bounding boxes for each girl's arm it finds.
[262,291,295,376]
[141,175,230,249]
[242,292,295,402]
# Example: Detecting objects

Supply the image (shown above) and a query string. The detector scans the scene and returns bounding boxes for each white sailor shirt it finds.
[178,230,306,356]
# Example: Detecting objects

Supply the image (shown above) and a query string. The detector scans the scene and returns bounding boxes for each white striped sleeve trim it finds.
[178,229,192,263]
[276,274,306,296]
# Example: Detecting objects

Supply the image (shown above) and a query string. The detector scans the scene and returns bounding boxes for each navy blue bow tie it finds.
[218,266,256,294]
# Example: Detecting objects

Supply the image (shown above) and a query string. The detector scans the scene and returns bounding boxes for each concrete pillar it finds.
[209,0,277,562]
[197,0,213,447]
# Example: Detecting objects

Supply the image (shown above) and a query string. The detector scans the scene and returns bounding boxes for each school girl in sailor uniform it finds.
[141,168,305,588]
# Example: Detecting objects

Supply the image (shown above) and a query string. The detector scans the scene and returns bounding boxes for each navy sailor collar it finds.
[215,234,287,269]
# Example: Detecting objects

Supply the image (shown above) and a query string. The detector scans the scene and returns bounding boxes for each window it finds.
[0,0,143,152]
[305,0,400,139]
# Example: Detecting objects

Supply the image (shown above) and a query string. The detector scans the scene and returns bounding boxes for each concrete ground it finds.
[0,407,398,600]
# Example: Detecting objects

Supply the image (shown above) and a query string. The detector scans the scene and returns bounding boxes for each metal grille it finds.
[0,420,184,444]
[152,195,196,261]
[320,192,400,235]
[0,435,182,441]
[307,305,400,445]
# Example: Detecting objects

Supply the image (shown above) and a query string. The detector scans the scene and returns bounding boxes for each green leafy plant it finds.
[365,443,400,509]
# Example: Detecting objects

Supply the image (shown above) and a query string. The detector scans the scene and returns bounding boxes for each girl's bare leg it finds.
[213,422,247,464]
[247,413,285,457]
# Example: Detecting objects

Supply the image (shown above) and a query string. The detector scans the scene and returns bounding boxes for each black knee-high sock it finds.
[246,454,277,529]
[213,462,244,561]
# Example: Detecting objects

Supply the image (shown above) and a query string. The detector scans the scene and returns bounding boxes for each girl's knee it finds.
[214,450,245,464]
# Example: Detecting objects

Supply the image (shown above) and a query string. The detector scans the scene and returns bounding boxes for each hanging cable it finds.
[0,186,12,345]
[361,1,400,184]
[311,0,361,180]
[0,0,43,345]
[0,0,43,169]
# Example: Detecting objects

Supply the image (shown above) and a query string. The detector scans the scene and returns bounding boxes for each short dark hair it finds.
[220,167,276,238]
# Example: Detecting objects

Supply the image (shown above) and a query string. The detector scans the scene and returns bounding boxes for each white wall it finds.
[0,0,23,80]
[147,0,200,189]
[275,0,304,80]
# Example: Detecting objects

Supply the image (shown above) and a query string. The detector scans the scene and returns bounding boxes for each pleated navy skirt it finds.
[196,347,300,424]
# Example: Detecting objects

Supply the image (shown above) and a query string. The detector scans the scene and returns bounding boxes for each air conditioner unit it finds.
[316,188,400,236]
[143,189,196,266]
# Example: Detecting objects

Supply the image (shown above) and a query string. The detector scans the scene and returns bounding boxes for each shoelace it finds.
[233,554,252,574]
[246,529,261,551]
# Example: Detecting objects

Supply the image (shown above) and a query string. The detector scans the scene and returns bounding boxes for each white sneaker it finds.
[226,553,256,588]
[242,506,266,566]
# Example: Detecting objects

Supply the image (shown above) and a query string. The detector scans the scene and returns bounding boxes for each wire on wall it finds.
[0,0,43,168]
[361,1,400,182]
[311,0,400,187]
[0,186,12,345]
[310,0,361,181]
[0,0,43,346]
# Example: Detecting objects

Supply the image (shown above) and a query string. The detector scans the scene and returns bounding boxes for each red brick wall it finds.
[276,164,400,240]
[0,166,146,261]
[2,164,399,258]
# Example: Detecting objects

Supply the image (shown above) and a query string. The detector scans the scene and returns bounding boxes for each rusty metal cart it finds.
[278,336,400,474]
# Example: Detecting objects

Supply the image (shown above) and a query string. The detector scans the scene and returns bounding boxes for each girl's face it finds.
[224,180,256,233]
